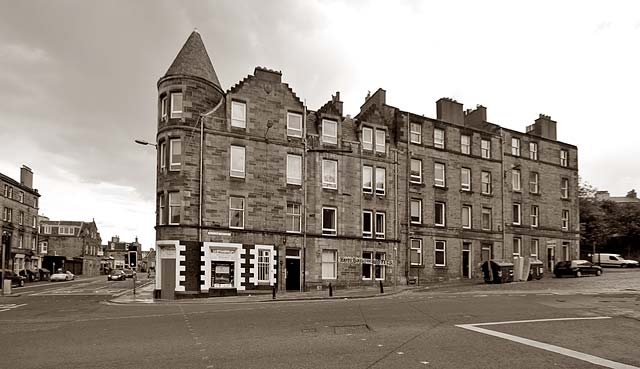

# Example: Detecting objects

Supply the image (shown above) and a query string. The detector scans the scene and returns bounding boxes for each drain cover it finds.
[333,324,371,334]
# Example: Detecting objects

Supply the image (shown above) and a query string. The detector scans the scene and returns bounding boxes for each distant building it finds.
[103,236,140,271]
[1,165,41,274]
[153,31,579,299]
[40,219,102,275]
[595,190,640,205]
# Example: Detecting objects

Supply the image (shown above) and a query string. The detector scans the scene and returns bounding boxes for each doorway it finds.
[285,248,300,291]
[462,242,471,279]
[161,258,175,300]
[547,246,555,272]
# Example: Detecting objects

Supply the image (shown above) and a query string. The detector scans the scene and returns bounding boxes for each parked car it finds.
[50,270,75,282]
[122,268,136,278]
[1,270,26,287]
[107,270,126,281]
[591,253,639,268]
[554,260,602,278]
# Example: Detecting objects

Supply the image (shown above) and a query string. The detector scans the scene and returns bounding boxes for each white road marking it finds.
[456,316,639,369]
[0,303,27,312]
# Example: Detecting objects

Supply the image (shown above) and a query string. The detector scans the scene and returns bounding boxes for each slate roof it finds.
[164,30,221,89]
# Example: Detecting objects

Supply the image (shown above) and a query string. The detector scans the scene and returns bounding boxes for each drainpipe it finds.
[405,113,411,285]
[302,101,307,292]
[500,128,506,260]
[198,97,225,244]
[394,148,398,288]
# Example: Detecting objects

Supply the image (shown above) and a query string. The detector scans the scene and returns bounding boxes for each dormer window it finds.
[375,129,385,153]
[232,101,246,128]
[170,92,183,119]
[362,127,373,150]
[322,119,337,144]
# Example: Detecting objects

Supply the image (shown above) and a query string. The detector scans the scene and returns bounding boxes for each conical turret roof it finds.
[164,30,221,88]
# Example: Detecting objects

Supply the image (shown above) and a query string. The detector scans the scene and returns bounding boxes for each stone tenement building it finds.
[154,31,579,299]
[40,219,102,276]
[1,165,41,274]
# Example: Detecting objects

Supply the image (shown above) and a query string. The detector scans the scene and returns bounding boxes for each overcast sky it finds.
[1,1,638,250]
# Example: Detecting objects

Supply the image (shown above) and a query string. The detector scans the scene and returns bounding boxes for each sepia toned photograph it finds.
[1,1,639,368]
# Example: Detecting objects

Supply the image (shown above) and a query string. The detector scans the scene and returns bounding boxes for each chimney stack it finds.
[526,114,557,140]
[436,98,464,126]
[20,165,33,188]
[464,105,487,126]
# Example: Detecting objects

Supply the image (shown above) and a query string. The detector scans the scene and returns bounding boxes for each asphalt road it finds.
[1,270,639,369]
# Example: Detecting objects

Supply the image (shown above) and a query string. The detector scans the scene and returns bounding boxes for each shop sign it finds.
[208,231,232,236]
[339,256,393,266]
[210,248,236,260]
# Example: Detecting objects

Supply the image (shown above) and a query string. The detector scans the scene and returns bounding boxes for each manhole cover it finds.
[301,328,317,334]
[333,324,371,335]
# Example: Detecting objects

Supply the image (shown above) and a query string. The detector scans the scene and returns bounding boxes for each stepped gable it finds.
[227,66,304,106]
[164,30,221,89]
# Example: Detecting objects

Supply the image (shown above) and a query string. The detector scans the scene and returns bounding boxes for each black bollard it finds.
[379,280,384,294]
[272,285,276,300]
[329,283,333,297]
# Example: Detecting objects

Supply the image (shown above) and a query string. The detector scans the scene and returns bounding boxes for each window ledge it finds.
[410,264,425,269]
[530,192,542,196]
[433,185,448,190]
[460,189,473,194]
[481,192,494,197]
[433,265,448,269]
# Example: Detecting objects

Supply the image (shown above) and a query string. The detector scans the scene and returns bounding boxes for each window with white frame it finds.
[481,139,491,159]
[159,141,167,171]
[322,119,337,144]
[511,137,520,156]
[561,178,569,198]
[229,196,245,229]
[375,129,386,153]
[3,208,11,222]
[375,167,385,195]
[160,96,168,120]
[513,203,521,225]
[512,169,521,191]
[375,212,385,239]
[58,226,74,236]
[230,145,246,178]
[169,138,181,171]
[322,159,337,189]
[435,202,446,227]
[531,239,539,258]
[410,159,422,184]
[410,239,422,266]
[462,205,471,229]
[461,134,471,154]
[3,185,7,197]
[481,171,492,194]
[170,92,183,119]
[513,237,522,257]
[40,241,48,254]
[322,207,337,236]
[286,154,302,185]
[560,149,568,167]
[531,205,539,228]
[231,101,246,128]
[374,252,386,280]
[410,122,421,144]
[158,193,165,225]
[42,225,51,234]
[434,163,445,187]
[434,240,446,266]
[362,211,372,238]
[287,112,302,137]
[362,165,373,193]
[362,251,373,280]
[362,127,373,151]
[19,211,23,225]
[461,167,471,191]
[18,234,23,248]
[321,249,337,279]
[530,172,539,194]
[562,209,569,230]
[168,191,181,225]
[529,142,538,160]
[18,191,23,203]
[286,202,301,233]
[257,249,271,282]
[32,216,36,228]
[434,128,445,149]
[411,199,422,224]
[482,207,492,230]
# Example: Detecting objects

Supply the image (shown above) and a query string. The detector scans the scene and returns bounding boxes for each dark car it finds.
[122,268,136,278]
[554,260,603,278]
[107,269,126,281]
[1,270,27,287]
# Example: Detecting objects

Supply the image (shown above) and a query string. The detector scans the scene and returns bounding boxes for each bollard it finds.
[329,283,333,297]
[272,285,276,300]
[379,280,384,294]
